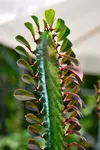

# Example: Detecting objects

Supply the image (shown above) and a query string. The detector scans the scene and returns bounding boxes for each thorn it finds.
[35,99,40,103]
[37,111,41,115]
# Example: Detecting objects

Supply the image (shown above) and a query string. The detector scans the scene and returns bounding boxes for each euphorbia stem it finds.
[37,32,64,150]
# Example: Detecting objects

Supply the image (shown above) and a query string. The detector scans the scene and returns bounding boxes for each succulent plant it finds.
[14,9,86,150]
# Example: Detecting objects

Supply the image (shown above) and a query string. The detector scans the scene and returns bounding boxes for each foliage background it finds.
[0,44,99,150]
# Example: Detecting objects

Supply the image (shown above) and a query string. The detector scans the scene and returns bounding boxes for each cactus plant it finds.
[14,9,86,150]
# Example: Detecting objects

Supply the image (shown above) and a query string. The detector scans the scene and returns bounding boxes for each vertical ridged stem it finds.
[38,47,51,149]
[37,32,64,150]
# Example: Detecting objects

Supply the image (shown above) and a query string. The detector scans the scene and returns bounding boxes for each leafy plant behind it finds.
[14,9,86,150]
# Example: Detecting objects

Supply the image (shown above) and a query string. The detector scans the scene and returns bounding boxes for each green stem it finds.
[37,32,64,150]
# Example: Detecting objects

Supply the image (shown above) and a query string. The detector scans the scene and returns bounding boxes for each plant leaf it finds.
[62,65,83,81]
[58,25,70,41]
[24,22,35,37]
[21,74,34,84]
[15,35,31,49]
[55,18,65,32]
[45,9,55,27]
[60,38,72,52]
[31,16,40,32]
[66,92,84,108]
[14,89,36,101]
[71,85,80,94]
[66,55,79,66]
[25,113,41,124]
[15,46,36,59]
[28,138,41,150]
[17,59,33,72]
[64,105,82,118]
[65,130,87,141]
[43,19,48,31]
[15,46,30,58]
[28,125,41,137]
[65,117,81,127]
[63,75,79,86]
[25,101,39,112]
[66,142,85,150]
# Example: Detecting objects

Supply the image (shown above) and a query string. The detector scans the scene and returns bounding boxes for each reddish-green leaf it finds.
[62,55,79,66]
[64,105,82,118]
[28,125,40,137]
[25,101,39,112]
[65,130,87,141]
[65,117,81,127]
[66,92,84,108]
[61,65,83,81]
[71,85,80,94]
[66,142,85,150]
[63,75,79,85]
[28,138,41,150]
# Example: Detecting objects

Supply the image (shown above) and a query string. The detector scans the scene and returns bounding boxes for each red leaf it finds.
[64,105,82,118]
[64,117,81,127]
[61,65,83,81]
[65,92,84,108]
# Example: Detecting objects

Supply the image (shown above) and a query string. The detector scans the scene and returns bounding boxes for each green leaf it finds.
[28,138,41,150]
[25,113,41,124]
[66,130,86,141]
[21,74,34,84]
[62,55,79,66]
[24,22,35,37]
[31,16,40,32]
[55,18,65,32]
[15,35,31,49]
[60,38,72,52]
[17,59,33,72]
[43,19,48,30]
[25,101,39,112]
[71,85,80,94]
[58,25,70,41]
[14,89,36,101]
[45,9,55,27]
[15,46,30,58]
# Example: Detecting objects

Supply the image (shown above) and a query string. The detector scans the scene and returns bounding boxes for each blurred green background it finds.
[0,44,100,150]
